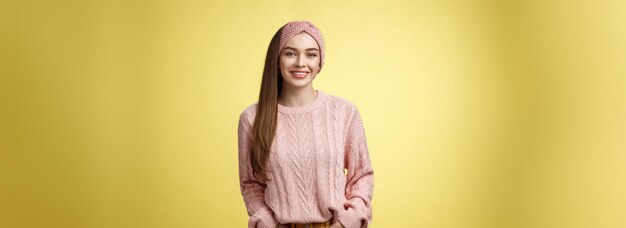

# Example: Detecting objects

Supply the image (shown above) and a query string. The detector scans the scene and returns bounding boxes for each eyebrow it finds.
[284,47,319,52]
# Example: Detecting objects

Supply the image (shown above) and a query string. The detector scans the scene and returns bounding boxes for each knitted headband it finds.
[278,21,325,71]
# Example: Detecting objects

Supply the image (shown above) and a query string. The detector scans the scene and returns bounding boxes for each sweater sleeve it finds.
[338,106,374,228]
[238,110,280,228]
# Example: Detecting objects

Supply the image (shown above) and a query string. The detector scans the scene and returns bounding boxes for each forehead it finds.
[283,32,320,51]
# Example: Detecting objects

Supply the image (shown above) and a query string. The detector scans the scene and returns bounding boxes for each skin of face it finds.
[279,32,321,90]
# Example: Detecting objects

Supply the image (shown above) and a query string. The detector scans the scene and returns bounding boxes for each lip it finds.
[290,71,309,79]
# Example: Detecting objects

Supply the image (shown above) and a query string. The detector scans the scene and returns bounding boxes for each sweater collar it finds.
[277,89,327,114]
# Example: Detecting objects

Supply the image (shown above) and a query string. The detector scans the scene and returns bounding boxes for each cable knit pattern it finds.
[238,90,374,228]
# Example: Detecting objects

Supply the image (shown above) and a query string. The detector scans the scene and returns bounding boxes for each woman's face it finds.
[279,33,321,90]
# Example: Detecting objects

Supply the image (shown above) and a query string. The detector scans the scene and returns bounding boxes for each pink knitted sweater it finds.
[238,90,374,228]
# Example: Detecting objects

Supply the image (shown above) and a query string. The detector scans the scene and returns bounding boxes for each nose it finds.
[295,54,305,67]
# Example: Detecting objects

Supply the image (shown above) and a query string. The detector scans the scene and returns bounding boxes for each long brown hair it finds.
[250,27,284,181]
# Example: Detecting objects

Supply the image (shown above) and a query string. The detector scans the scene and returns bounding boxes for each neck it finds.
[278,86,318,107]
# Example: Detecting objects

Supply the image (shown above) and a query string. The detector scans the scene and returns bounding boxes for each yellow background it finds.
[1,0,625,227]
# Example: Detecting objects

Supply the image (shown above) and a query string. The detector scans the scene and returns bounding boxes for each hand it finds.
[329,221,345,228]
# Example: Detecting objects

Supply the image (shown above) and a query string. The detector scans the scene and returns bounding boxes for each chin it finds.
[286,81,311,88]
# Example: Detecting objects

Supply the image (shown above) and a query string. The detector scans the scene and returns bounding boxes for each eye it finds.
[307,53,318,57]
[285,52,295,56]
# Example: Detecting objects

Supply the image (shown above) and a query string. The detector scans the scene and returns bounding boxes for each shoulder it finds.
[239,102,258,125]
[322,91,362,124]
[324,91,359,115]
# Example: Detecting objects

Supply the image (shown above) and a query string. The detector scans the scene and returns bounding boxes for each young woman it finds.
[238,21,374,228]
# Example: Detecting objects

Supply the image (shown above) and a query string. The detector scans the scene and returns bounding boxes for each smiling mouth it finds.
[291,71,309,78]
